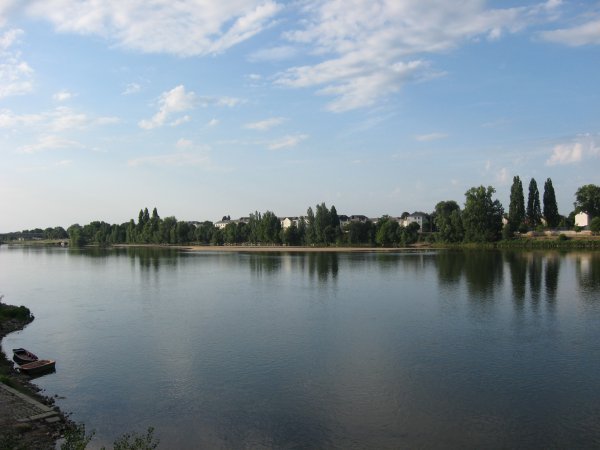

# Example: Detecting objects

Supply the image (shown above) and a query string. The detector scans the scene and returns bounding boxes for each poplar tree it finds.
[508,176,525,233]
[526,178,541,228]
[543,178,559,228]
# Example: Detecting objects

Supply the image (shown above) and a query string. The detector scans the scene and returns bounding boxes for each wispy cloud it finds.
[206,118,220,128]
[415,132,448,142]
[21,0,282,57]
[0,106,118,131]
[17,135,81,154]
[244,117,285,131]
[0,28,34,98]
[128,152,210,168]
[541,17,600,46]
[122,82,141,95]
[268,134,308,150]
[248,45,297,62]
[546,135,600,166]
[139,85,196,130]
[276,0,561,112]
[52,89,73,101]
[138,85,241,129]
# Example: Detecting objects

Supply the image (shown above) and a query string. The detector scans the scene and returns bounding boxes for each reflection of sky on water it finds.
[1,247,600,448]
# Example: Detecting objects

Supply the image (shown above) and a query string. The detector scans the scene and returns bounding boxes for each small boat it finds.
[12,348,39,365]
[19,359,56,376]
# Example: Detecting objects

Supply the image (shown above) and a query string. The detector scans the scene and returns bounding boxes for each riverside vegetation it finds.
[1,179,599,249]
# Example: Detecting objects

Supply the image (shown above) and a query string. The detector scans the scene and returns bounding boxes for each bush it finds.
[558,234,569,241]
[591,217,600,235]
[0,304,32,322]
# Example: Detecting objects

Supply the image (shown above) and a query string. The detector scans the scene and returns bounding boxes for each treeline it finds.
[433,179,600,244]
[64,203,422,248]
[2,179,598,248]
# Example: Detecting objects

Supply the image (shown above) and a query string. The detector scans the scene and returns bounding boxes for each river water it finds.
[1,246,600,449]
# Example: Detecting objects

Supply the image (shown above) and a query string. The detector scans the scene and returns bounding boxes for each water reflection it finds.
[573,253,600,304]
[544,255,560,309]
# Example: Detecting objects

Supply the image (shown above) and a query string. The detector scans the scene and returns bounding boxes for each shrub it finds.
[591,217,600,235]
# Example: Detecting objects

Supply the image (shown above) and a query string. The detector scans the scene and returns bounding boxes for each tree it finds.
[434,200,463,242]
[543,178,559,228]
[375,216,400,247]
[508,176,525,233]
[305,207,316,245]
[462,186,504,242]
[590,217,600,235]
[526,178,541,228]
[574,184,600,218]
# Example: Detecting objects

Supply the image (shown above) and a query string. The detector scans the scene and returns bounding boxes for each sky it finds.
[0,0,599,232]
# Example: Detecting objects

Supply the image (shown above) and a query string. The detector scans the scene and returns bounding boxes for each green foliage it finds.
[60,424,95,450]
[462,186,504,242]
[590,217,600,235]
[112,427,159,450]
[574,184,600,217]
[543,178,560,228]
[558,233,569,241]
[526,178,542,228]
[434,200,463,242]
[59,424,159,450]
[508,176,525,233]
[0,304,32,321]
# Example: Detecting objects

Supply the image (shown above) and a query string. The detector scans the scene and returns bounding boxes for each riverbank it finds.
[0,302,69,449]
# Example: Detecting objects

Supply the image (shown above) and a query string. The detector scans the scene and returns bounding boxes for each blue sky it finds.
[0,0,599,232]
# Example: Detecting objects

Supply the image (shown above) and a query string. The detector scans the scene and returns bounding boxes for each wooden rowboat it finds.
[12,348,39,365]
[19,359,56,376]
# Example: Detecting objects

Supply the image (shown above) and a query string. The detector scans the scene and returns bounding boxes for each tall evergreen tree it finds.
[508,176,525,233]
[526,178,541,228]
[543,178,559,228]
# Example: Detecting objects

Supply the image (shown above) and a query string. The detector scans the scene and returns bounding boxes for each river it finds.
[1,246,600,448]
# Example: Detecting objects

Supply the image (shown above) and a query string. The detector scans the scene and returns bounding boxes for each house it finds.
[214,220,232,229]
[280,217,301,229]
[575,212,590,228]
[403,212,429,232]
[349,215,369,223]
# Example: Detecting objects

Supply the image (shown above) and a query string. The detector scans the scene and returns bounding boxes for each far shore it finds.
[113,244,432,253]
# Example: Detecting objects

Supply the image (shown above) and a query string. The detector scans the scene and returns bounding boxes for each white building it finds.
[575,212,590,228]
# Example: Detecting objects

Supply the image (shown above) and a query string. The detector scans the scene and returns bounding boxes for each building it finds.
[402,212,429,232]
[575,212,590,228]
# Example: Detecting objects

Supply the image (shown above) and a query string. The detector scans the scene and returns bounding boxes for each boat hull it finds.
[12,348,39,365]
[19,359,56,376]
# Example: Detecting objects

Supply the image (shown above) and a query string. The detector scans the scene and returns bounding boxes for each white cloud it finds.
[546,135,600,165]
[52,89,73,101]
[199,96,243,108]
[277,0,560,111]
[248,45,297,62]
[128,152,210,168]
[176,138,192,148]
[22,0,282,57]
[122,82,141,95]
[495,167,509,185]
[169,115,191,127]
[206,118,219,127]
[268,134,308,150]
[547,142,583,165]
[244,117,285,131]
[540,18,600,46]
[0,28,33,98]
[17,135,81,154]
[0,106,118,130]
[139,85,196,130]
[415,132,448,142]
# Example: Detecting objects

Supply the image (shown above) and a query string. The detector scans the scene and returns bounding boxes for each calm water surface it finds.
[1,247,600,449]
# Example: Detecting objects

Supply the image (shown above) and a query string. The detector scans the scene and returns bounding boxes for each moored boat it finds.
[19,359,56,376]
[12,348,39,365]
